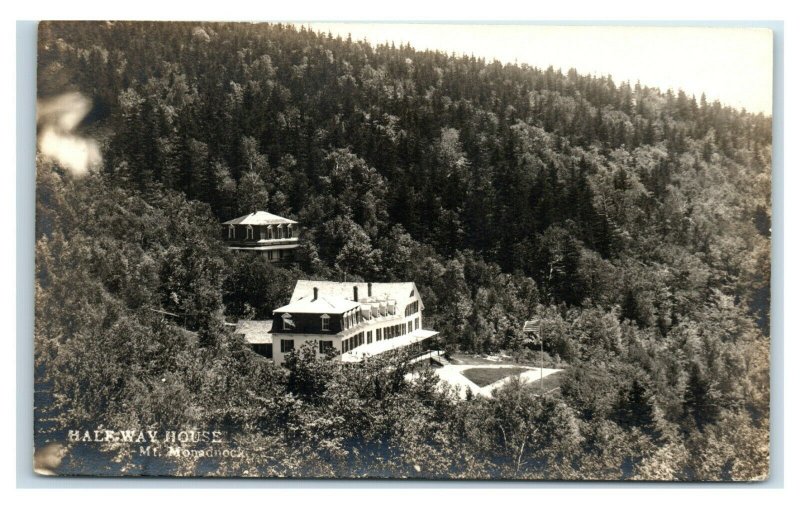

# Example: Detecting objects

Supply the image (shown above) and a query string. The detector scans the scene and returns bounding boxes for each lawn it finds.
[526,369,567,396]
[461,367,530,387]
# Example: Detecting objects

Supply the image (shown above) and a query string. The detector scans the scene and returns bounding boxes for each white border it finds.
[6,1,796,506]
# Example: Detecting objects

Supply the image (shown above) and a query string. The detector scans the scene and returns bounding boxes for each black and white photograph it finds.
[31,20,773,481]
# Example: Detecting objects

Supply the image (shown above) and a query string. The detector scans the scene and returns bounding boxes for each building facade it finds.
[268,280,439,364]
[221,211,299,262]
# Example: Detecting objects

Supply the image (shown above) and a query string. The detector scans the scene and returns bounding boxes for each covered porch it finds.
[341,329,439,363]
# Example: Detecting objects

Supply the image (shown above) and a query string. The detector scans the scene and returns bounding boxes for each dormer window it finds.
[321,314,330,331]
[287,225,293,238]
[267,225,273,239]
[228,225,235,239]
[246,225,254,240]
[282,313,295,331]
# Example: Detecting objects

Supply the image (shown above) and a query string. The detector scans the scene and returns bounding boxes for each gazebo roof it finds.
[222,211,297,226]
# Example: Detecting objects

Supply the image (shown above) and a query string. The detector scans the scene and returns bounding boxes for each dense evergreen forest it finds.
[34,22,771,479]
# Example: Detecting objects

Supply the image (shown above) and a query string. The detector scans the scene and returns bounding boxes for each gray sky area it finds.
[300,23,773,115]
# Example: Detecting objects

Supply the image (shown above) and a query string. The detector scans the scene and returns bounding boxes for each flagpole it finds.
[522,319,545,394]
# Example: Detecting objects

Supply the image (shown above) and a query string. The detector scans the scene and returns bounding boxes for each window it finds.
[276,225,283,239]
[319,340,334,354]
[267,226,273,239]
[246,225,254,240]
[377,329,382,341]
[260,229,267,240]
[280,339,294,353]
[367,330,372,343]
[415,317,420,330]
[287,225,293,238]
[282,313,295,331]
[227,225,235,239]
[321,314,330,331]
[408,321,413,332]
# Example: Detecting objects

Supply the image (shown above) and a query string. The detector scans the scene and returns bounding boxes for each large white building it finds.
[238,280,439,364]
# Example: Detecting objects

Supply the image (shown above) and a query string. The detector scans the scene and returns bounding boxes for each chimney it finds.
[353,285,359,302]
[368,282,372,297]
[313,287,318,301]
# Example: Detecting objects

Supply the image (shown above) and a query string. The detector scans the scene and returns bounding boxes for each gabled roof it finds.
[222,211,298,225]
[290,280,422,309]
[273,294,359,315]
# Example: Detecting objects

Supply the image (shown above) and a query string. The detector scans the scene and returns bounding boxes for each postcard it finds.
[33,21,772,480]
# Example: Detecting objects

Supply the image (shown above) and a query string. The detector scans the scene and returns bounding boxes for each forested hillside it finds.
[35,22,771,480]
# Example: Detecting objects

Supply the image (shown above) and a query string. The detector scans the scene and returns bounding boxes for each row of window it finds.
[341,331,366,353]
[343,302,411,331]
[282,302,413,334]
[227,224,294,240]
[279,316,423,356]
[382,319,421,343]
[404,300,419,317]
[343,308,362,330]
[341,317,424,353]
